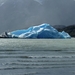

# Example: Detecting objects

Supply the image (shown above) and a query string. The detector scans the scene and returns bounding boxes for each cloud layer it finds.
[0,0,75,33]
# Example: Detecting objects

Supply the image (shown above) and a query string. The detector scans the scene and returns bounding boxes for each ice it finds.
[8,23,71,39]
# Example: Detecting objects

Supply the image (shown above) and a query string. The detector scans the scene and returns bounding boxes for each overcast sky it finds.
[0,0,75,33]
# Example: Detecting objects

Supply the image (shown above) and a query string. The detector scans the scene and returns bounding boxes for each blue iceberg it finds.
[8,23,71,39]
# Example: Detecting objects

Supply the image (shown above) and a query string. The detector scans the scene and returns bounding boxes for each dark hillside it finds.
[57,25,75,37]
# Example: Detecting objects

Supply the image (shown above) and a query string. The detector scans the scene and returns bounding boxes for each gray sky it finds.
[0,0,75,33]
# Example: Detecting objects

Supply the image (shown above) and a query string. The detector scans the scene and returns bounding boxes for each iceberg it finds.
[8,23,71,39]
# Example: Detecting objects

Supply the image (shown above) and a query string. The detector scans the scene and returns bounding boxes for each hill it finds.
[56,25,75,37]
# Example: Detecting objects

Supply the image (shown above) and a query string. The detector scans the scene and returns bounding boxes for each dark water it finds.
[0,38,75,75]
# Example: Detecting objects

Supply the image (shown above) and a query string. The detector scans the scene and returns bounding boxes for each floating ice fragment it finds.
[8,23,71,39]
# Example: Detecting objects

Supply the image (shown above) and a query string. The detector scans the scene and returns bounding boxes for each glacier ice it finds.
[8,23,71,39]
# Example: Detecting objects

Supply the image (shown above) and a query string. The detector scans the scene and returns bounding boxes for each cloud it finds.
[0,0,75,33]
[34,0,44,5]
[0,0,7,6]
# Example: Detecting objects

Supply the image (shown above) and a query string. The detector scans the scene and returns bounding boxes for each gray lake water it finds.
[0,38,75,75]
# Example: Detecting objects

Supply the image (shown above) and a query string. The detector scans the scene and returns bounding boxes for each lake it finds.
[0,38,75,75]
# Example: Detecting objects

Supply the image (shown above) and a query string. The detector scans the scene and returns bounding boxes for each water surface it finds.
[0,38,75,75]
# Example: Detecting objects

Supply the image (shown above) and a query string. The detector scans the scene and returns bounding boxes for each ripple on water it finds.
[0,39,75,75]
